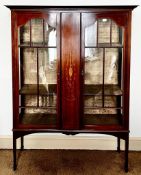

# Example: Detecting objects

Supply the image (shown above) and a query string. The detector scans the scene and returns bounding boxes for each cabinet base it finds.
[13,130,129,172]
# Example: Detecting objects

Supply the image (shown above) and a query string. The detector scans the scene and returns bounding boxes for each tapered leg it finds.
[21,136,24,150]
[13,133,17,171]
[125,134,129,172]
[117,137,120,153]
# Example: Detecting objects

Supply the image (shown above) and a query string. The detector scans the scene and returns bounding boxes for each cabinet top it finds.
[6,5,138,11]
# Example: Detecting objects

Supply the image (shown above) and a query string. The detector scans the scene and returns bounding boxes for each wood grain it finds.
[61,13,80,129]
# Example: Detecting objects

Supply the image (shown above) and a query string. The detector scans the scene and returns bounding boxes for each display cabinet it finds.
[7,6,136,171]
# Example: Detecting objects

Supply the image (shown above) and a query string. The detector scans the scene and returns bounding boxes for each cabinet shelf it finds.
[20,113,56,125]
[18,44,56,48]
[85,43,123,48]
[84,107,122,109]
[19,84,56,95]
[20,113,122,126]
[84,84,122,96]
[19,106,56,109]
[20,84,122,96]
[84,114,122,125]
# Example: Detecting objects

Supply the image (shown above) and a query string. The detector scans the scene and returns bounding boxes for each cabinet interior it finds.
[18,16,124,128]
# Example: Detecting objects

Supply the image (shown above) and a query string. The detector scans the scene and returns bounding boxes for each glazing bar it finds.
[37,48,39,107]
[102,48,105,107]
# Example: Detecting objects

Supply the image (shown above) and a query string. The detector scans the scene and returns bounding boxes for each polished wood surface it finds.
[61,13,80,129]
[7,6,137,10]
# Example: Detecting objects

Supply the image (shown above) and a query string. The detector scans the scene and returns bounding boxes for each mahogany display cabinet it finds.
[7,5,137,171]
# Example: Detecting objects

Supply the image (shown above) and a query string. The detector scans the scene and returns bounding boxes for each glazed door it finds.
[15,11,81,130]
[81,13,127,129]
[61,13,80,129]
[15,12,61,129]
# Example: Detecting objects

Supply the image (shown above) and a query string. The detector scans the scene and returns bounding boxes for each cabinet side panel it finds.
[12,11,19,129]
[61,13,80,129]
[123,11,132,130]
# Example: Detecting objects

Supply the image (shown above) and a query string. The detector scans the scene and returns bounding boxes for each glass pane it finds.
[20,95,37,107]
[104,85,122,96]
[84,112,122,125]
[105,48,119,84]
[85,48,103,84]
[31,19,43,45]
[112,21,123,45]
[104,96,117,107]
[45,22,56,46]
[38,48,57,107]
[104,48,123,94]
[85,22,97,46]
[38,48,57,85]
[21,48,37,85]
[84,48,103,111]
[19,109,56,125]
[98,18,111,44]
[19,21,30,45]
[39,95,57,107]
[84,95,102,108]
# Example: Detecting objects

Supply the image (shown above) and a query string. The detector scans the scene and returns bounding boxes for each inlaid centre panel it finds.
[61,13,80,129]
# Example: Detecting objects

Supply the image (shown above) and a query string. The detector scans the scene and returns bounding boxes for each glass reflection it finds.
[38,48,57,108]
[85,22,97,46]
[104,48,119,85]
[85,48,103,85]
[22,48,37,84]
[112,21,123,45]
[39,48,57,85]
[19,21,30,45]
[31,19,44,45]
[45,23,56,46]
[98,19,111,44]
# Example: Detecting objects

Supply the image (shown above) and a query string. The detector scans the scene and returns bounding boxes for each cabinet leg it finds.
[125,135,129,172]
[21,136,24,151]
[117,137,120,153]
[13,134,17,171]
